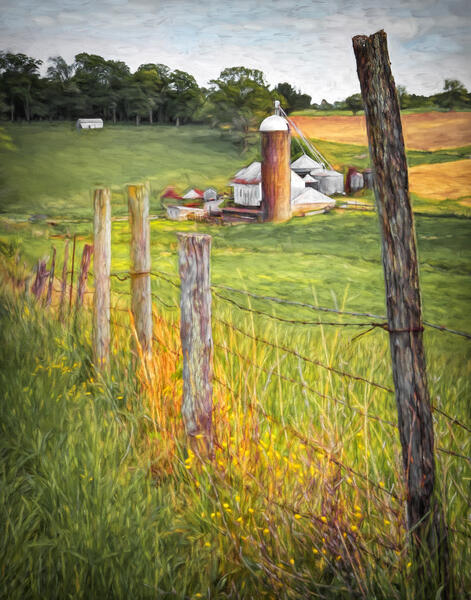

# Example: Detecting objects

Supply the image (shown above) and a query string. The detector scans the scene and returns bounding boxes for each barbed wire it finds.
[214,292,389,329]
[212,284,471,340]
[212,284,385,320]
[108,268,470,338]
[213,341,397,429]
[214,317,394,393]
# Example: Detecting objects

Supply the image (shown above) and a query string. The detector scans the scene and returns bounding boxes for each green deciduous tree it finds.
[208,66,275,151]
[0,52,43,121]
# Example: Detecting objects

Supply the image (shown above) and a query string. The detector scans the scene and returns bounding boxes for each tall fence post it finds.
[127,183,152,357]
[353,29,448,591]
[59,239,69,320]
[177,233,213,454]
[93,189,111,369]
[45,246,56,307]
[31,259,49,301]
[76,243,93,310]
[69,233,77,313]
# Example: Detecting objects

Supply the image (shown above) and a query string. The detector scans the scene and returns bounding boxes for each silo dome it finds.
[259,115,289,132]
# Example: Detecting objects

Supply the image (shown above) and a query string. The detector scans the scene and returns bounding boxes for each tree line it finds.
[325,81,471,114]
[1,50,469,149]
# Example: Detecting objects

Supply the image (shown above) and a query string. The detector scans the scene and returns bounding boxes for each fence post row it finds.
[178,232,213,454]
[353,29,448,589]
[93,188,111,369]
[128,183,152,357]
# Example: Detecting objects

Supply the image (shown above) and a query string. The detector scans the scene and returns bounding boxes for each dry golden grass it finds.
[290,112,471,151]
[408,159,471,200]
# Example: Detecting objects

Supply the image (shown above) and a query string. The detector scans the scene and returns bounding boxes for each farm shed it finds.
[166,205,205,221]
[203,187,218,201]
[346,168,364,193]
[161,186,182,200]
[182,188,204,200]
[291,154,323,176]
[231,162,263,207]
[291,187,335,216]
[76,118,103,129]
[310,169,344,195]
[303,173,320,190]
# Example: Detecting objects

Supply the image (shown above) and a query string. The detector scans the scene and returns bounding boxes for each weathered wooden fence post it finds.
[353,29,448,590]
[45,246,56,307]
[128,183,152,357]
[69,233,77,312]
[59,239,70,319]
[93,189,111,369]
[76,243,93,310]
[31,259,49,301]
[178,233,213,454]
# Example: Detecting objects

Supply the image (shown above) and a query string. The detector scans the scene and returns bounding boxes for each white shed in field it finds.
[203,187,218,201]
[76,118,103,130]
[232,162,263,207]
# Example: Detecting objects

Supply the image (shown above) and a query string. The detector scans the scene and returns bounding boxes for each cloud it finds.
[0,0,470,101]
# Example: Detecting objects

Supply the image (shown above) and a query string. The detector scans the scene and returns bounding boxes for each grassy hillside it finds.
[0,123,257,219]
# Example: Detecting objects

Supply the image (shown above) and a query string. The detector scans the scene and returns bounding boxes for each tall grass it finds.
[0,258,469,598]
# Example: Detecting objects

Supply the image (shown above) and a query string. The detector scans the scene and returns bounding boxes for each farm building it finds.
[303,173,319,190]
[182,188,204,200]
[345,167,364,193]
[203,187,218,201]
[161,186,182,201]
[229,160,333,213]
[291,154,323,176]
[231,162,263,207]
[76,118,103,129]
[310,168,344,195]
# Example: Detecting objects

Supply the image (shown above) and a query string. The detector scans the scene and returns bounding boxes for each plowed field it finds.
[408,159,471,200]
[290,112,471,151]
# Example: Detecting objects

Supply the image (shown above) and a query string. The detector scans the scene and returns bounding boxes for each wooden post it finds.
[69,234,77,312]
[45,247,56,307]
[76,244,93,310]
[353,29,448,587]
[93,189,111,369]
[31,259,49,301]
[59,239,70,320]
[127,183,152,357]
[178,233,213,453]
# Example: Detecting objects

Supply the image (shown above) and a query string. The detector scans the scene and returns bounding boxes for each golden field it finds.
[291,112,471,151]
[408,159,471,201]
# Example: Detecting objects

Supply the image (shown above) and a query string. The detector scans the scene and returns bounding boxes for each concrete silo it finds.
[259,115,291,222]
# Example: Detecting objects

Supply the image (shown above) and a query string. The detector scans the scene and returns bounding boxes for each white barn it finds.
[76,118,103,130]
[232,162,263,207]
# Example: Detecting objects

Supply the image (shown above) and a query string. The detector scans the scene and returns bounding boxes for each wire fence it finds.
[16,236,470,551]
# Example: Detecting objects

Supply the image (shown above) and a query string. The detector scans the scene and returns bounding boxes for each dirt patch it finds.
[408,159,471,200]
[290,112,471,151]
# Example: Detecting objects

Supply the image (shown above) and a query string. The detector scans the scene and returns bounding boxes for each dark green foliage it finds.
[274,82,311,113]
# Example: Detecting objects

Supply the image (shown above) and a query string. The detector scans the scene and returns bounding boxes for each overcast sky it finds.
[1,0,470,102]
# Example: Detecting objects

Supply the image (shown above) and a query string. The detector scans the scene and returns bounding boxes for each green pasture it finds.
[0,122,470,222]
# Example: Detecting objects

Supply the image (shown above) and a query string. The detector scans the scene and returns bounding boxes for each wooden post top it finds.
[177,233,212,242]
